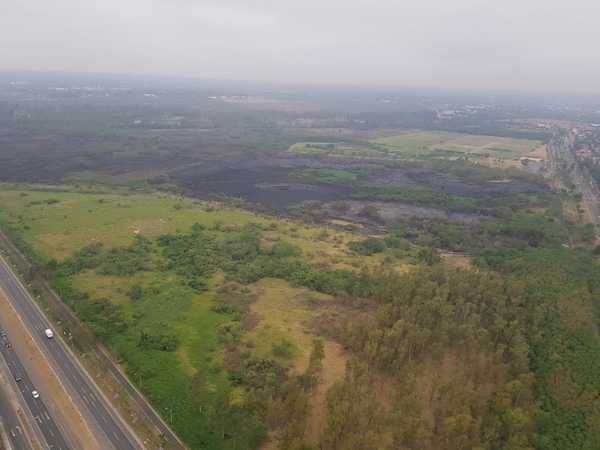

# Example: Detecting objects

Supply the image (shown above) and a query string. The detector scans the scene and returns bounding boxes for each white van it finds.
[44,329,54,339]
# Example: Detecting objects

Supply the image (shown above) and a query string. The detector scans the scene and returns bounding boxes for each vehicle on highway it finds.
[44,328,54,339]
[14,374,22,382]
[31,390,40,399]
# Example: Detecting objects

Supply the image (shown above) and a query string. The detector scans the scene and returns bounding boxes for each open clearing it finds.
[289,131,544,165]
[0,187,401,268]
[372,131,542,159]
[243,278,344,372]
[246,278,350,447]
[0,184,412,448]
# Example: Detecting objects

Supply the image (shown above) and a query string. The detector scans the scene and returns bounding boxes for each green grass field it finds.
[373,131,542,159]
[289,131,543,163]
[0,189,271,260]
[0,186,397,270]
[0,184,414,449]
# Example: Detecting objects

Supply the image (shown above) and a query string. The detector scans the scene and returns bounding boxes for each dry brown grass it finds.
[243,278,357,447]
[304,340,349,445]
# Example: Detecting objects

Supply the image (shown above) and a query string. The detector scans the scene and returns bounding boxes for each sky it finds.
[2,0,600,94]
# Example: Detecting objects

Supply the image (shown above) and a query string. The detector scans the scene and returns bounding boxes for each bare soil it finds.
[304,341,349,445]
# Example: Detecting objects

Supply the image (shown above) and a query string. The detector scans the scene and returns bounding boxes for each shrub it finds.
[272,338,295,359]
[348,238,386,256]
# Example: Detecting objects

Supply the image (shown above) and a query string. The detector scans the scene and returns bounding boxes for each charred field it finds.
[171,153,549,227]
[0,80,550,232]
[5,75,600,450]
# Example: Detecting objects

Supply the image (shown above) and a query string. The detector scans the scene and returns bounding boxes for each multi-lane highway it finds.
[0,330,69,449]
[551,128,600,227]
[0,384,33,450]
[0,256,143,450]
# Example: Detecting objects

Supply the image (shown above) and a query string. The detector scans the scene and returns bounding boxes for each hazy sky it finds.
[2,0,600,93]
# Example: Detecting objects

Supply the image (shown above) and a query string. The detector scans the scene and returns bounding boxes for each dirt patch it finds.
[244,279,335,370]
[442,254,473,269]
[530,144,548,160]
[304,340,349,445]
[247,279,357,449]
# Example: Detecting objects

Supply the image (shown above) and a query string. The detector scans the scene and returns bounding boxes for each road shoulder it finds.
[0,287,103,450]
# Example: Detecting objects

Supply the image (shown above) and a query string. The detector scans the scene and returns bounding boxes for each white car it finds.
[31,390,40,399]
[44,329,54,339]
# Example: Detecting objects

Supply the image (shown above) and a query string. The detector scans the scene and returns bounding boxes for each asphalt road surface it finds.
[0,331,67,450]
[0,385,33,450]
[0,256,142,450]
[563,130,600,226]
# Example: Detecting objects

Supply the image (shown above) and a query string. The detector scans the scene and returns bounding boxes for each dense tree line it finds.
[387,207,576,254]
[38,217,600,450]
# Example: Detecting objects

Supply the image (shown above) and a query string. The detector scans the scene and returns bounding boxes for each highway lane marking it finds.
[0,257,143,450]
[0,287,72,449]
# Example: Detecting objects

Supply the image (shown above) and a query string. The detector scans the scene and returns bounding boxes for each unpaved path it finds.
[305,340,349,445]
